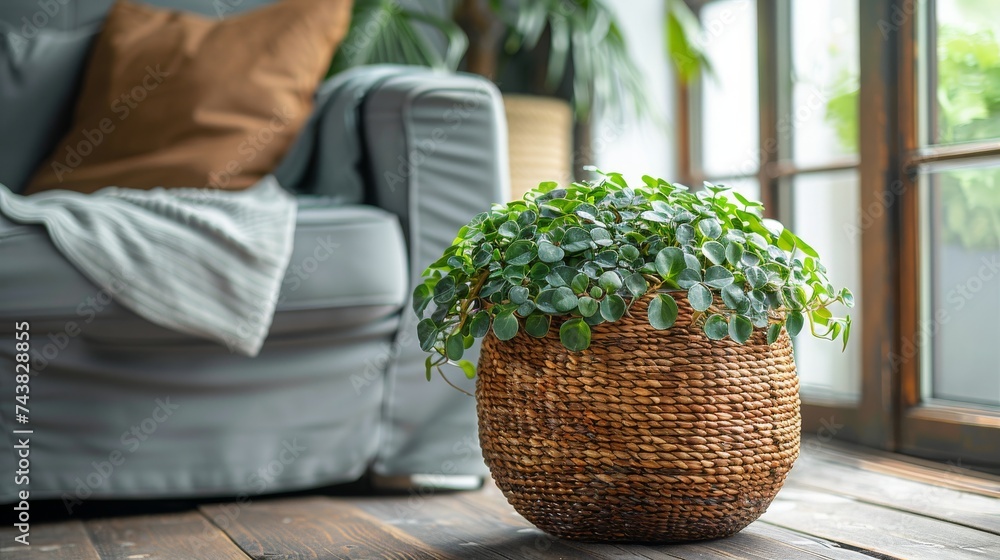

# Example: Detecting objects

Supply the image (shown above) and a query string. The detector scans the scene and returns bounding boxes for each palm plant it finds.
[330,0,708,121]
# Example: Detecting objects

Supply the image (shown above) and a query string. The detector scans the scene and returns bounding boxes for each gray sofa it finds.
[0,0,507,503]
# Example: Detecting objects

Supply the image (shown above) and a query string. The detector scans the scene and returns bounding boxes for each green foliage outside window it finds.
[825,25,1000,250]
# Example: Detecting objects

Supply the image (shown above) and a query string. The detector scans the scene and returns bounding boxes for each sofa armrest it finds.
[359,69,509,476]
[275,65,425,201]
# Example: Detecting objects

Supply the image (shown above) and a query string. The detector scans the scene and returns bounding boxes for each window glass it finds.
[922,166,1000,407]
[931,0,1000,144]
[699,0,759,176]
[787,171,862,398]
[790,0,859,164]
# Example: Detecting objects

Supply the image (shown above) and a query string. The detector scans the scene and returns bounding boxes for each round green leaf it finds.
[620,245,641,261]
[625,272,648,297]
[702,241,726,265]
[446,334,465,360]
[677,269,702,289]
[537,242,565,263]
[504,240,537,265]
[509,285,529,305]
[498,220,520,239]
[640,210,671,223]
[516,300,536,317]
[589,286,604,299]
[571,273,590,294]
[655,247,686,279]
[492,311,518,341]
[577,296,599,317]
[417,318,438,351]
[595,250,618,268]
[590,227,613,245]
[412,284,432,316]
[704,314,729,340]
[553,286,579,313]
[721,283,749,311]
[698,218,722,239]
[840,287,855,307]
[502,265,527,285]
[561,227,593,252]
[524,313,551,338]
[598,270,623,292]
[745,266,767,289]
[688,283,713,312]
[534,289,558,313]
[559,318,592,352]
[648,294,679,330]
[684,252,702,271]
[473,248,492,268]
[676,224,696,245]
[432,276,457,303]
[600,294,626,322]
[726,242,744,267]
[517,210,537,228]
[469,311,491,338]
[729,315,753,344]
[786,311,805,336]
[704,266,735,288]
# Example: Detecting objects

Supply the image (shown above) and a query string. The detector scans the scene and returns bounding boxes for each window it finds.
[680,0,1000,469]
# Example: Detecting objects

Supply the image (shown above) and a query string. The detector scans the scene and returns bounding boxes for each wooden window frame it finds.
[678,0,1000,468]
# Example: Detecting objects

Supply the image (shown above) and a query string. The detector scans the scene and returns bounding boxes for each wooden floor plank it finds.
[788,453,1000,535]
[806,441,1000,498]
[664,523,876,560]
[744,523,890,560]
[349,482,677,560]
[0,520,101,560]
[761,486,1000,560]
[85,511,252,560]
[201,496,454,560]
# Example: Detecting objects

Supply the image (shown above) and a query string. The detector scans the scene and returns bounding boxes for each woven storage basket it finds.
[476,293,800,543]
[503,94,573,200]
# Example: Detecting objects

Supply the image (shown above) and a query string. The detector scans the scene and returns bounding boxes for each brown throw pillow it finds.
[25,0,352,194]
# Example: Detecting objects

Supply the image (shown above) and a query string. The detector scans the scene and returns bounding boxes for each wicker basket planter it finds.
[476,294,800,543]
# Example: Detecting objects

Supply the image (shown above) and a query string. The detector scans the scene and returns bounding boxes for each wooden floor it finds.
[3,441,999,560]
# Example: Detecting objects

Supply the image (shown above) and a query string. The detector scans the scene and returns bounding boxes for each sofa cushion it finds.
[0,23,97,193]
[0,199,408,340]
[24,0,352,194]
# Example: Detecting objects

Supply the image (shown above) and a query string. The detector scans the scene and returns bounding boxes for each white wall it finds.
[591,0,676,185]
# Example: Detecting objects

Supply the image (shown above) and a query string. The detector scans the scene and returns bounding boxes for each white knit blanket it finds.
[0,176,296,356]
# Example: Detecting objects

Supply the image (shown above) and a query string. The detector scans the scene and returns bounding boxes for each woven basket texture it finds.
[476,294,800,542]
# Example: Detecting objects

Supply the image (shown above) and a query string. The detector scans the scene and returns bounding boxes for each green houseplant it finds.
[412,173,853,543]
